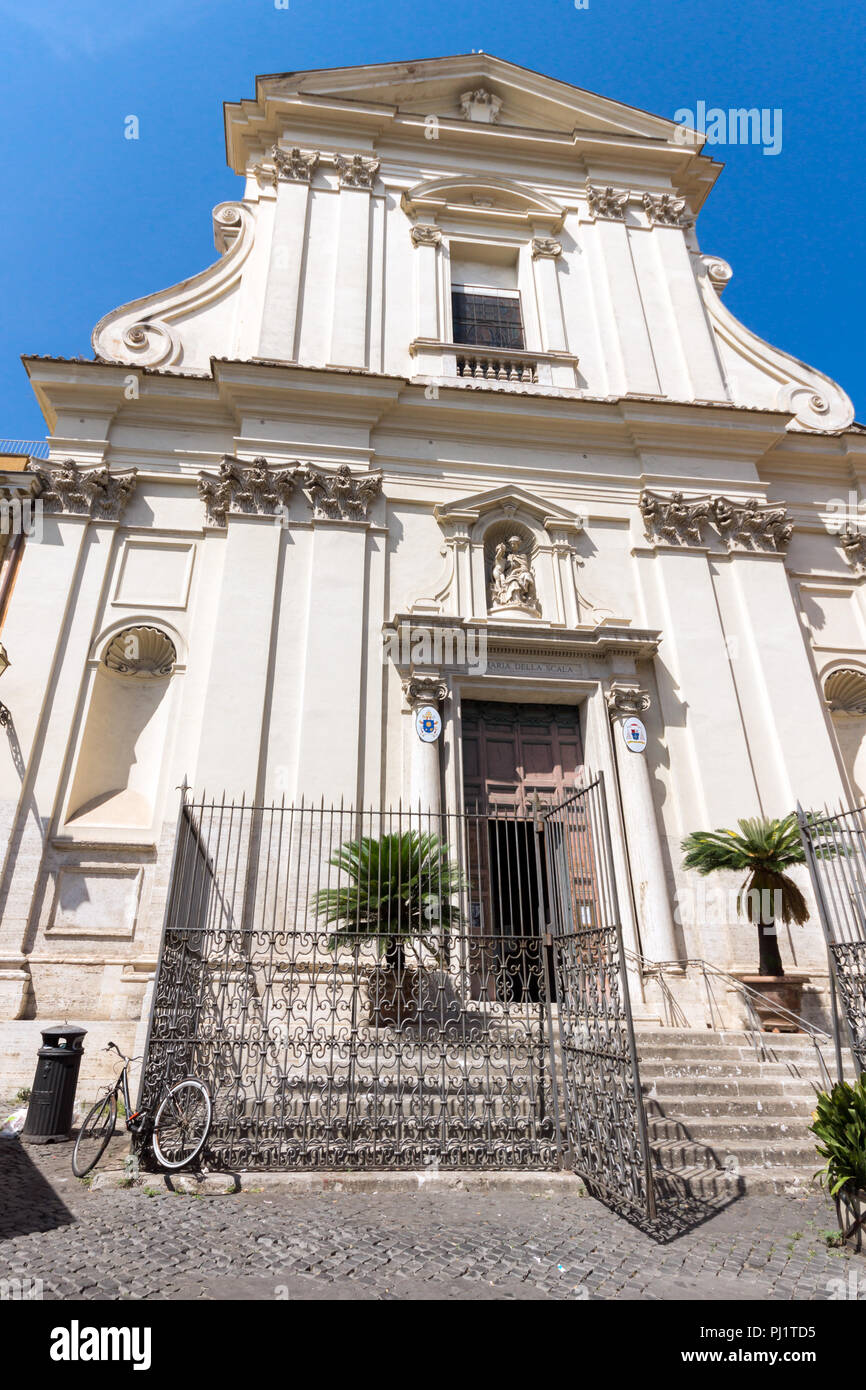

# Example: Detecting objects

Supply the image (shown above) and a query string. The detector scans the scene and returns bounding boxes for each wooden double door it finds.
[461,700,584,1004]
[461,700,583,813]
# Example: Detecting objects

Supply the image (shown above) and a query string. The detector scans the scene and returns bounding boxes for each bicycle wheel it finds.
[152,1078,212,1170]
[72,1091,118,1177]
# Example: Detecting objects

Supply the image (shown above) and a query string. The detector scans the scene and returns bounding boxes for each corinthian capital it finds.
[29,458,138,521]
[334,153,380,189]
[585,183,629,219]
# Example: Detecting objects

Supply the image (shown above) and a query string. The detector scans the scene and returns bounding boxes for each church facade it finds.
[1,54,863,1088]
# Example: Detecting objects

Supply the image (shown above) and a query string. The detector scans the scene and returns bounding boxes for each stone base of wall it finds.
[0,1018,141,1105]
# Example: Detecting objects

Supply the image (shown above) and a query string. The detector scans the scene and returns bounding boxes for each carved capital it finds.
[402,673,448,708]
[585,183,629,220]
[606,682,651,717]
[839,525,866,576]
[253,145,320,186]
[300,464,382,521]
[29,458,138,521]
[198,455,297,527]
[273,145,319,182]
[410,224,442,248]
[334,153,380,189]
[712,496,793,552]
[531,237,562,259]
[638,490,713,547]
[642,192,693,227]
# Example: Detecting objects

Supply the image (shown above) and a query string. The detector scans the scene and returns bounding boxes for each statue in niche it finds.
[489,535,540,615]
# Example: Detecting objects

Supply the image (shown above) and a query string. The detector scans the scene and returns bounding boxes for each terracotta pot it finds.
[735,974,809,1032]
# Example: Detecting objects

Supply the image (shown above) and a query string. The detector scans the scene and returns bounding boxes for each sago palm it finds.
[681,814,809,977]
[311,831,466,973]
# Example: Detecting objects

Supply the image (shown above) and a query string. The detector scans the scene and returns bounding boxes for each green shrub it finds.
[810,1074,866,1196]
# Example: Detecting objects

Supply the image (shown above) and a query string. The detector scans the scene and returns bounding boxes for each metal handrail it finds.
[626,949,835,1090]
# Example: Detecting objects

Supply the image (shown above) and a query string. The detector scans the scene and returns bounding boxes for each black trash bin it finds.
[21,1024,87,1144]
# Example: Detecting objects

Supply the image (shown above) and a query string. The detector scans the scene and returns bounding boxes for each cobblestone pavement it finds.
[0,1138,862,1301]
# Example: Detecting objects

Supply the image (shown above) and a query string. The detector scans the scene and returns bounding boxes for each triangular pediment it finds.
[230,53,684,153]
[435,485,583,531]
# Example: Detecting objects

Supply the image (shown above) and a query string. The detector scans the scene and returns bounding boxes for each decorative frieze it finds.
[642,192,693,227]
[712,496,793,552]
[334,154,380,189]
[585,184,629,220]
[531,237,562,259]
[410,224,442,248]
[606,682,651,716]
[29,458,138,521]
[198,456,297,527]
[839,525,866,576]
[639,490,713,547]
[402,673,448,708]
[638,489,794,552]
[253,144,320,186]
[300,464,382,521]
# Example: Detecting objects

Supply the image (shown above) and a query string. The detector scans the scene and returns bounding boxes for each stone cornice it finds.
[27,458,138,520]
[385,613,662,664]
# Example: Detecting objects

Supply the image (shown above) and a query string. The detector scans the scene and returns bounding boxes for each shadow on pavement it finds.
[0,1138,75,1238]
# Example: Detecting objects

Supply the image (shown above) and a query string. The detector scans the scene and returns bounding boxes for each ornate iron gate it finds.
[542,777,656,1219]
[137,783,654,1216]
[798,803,866,1075]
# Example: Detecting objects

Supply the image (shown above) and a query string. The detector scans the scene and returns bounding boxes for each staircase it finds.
[636,1027,851,1196]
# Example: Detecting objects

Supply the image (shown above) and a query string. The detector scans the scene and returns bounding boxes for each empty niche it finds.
[66,626,177,830]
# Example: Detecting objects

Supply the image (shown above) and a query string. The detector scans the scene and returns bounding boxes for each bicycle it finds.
[71,1041,212,1178]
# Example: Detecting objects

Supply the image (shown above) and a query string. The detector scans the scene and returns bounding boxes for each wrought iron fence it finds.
[139,795,566,1170]
[137,781,654,1217]
[542,782,655,1219]
[797,803,866,1075]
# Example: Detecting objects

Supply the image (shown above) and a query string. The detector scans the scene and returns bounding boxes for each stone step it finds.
[636,1061,834,1084]
[633,1027,832,1048]
[644,1095,815,1119]
[643,1075,819,1099]
[636,1042,833,1064]
[650,1132,816,1169]
[651,1165,815,1198]
[647,1112,812,1142]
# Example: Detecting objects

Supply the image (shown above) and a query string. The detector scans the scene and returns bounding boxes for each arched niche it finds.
[66,626,178,830]
[824,666,866,803]
[480,517,542,619]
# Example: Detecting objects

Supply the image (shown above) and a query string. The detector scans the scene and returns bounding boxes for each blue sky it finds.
[2,0,863,437]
